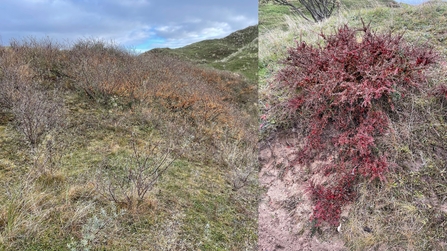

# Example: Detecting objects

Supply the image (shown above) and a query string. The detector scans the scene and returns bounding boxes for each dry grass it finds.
[0,36,258,250]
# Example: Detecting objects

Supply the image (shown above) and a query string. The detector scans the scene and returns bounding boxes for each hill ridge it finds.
[143,25,258,82]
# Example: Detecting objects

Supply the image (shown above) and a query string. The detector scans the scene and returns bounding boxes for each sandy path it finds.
[258,133,347,251]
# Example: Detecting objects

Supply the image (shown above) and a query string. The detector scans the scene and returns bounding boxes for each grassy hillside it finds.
[259,0,398,30]
[0,37,258,250]
[144,25,258,83]
[260,0,447,250]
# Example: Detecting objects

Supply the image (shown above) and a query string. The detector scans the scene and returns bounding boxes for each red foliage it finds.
[276,22,437,226]
[433,84,447,100]
[308,175,356,226]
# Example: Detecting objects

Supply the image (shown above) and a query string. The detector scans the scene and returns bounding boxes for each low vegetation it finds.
[267,0,339,22]
[0,29,258,250]
[260,0,447,250]
[145,25,258,83]
[274,20,437,226]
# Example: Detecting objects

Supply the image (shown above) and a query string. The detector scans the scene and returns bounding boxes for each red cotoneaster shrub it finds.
[275,22,437,226]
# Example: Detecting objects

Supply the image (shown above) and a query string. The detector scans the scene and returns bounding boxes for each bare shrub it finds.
[0,37,68,128]
[0,81,14,112]
[218,136,258,191]
[66,39,139,102]
[11,83,66,149]
[0,48,11,110]
[95,136,176,210]
[7,37,69,87]
[272,0,339,22]
[0,48,34,111]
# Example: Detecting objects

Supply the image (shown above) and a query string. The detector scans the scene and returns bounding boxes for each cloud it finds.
[0,0,257,51]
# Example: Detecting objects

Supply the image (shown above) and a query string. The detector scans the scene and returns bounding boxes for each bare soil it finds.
[258,132,347,251]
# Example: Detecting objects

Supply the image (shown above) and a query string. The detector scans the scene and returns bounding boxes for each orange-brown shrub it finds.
[0,37,255,164]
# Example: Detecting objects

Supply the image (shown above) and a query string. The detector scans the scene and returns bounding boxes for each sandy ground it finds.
[258,132,347,251]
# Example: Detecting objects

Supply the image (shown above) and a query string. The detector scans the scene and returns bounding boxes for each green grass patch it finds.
[259,4,291,30]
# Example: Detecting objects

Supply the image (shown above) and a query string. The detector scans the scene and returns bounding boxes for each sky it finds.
[0,0,258,52]
[397,0,429,4]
